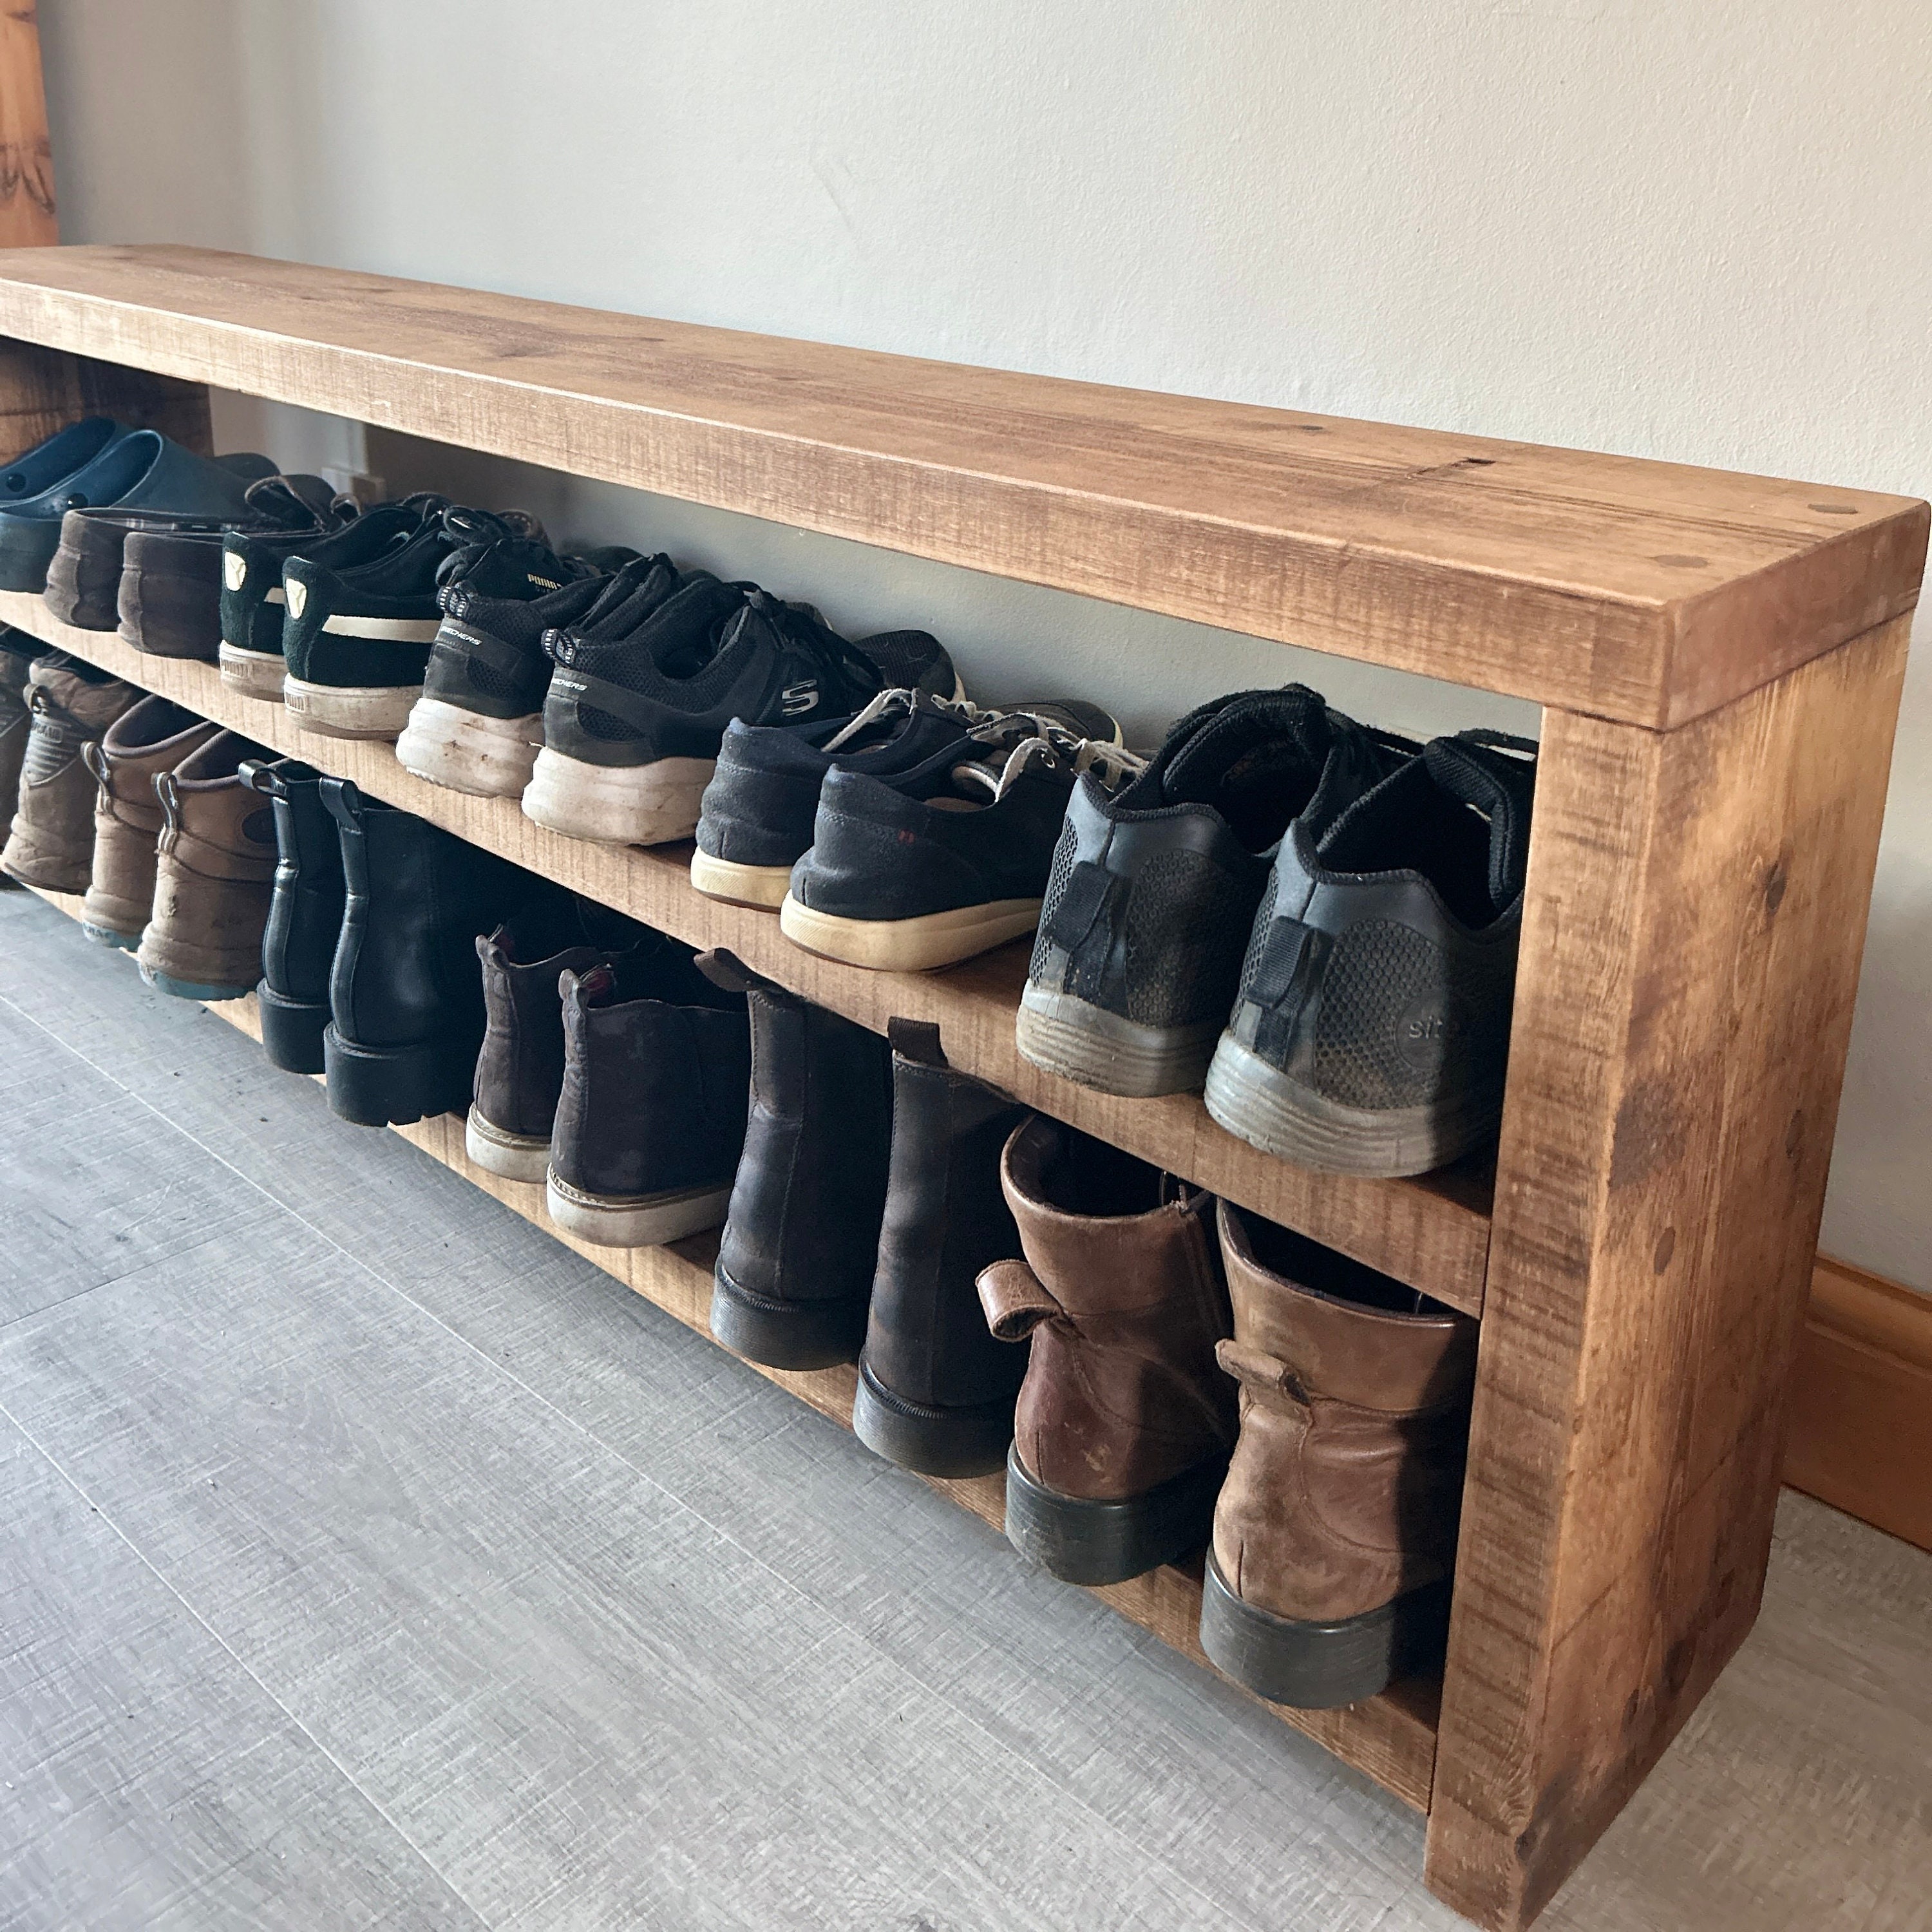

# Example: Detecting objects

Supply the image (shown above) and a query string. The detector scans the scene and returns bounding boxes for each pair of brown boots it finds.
[978,1115,1477,1709]
[0,649,274,1000]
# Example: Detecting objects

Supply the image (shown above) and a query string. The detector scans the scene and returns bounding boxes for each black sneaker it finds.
[396,548,666,797]
[522,582,958,846]
[1016,687,1408,1098]
[282,503,555,741]
[780,725,1142,971]
[691,690,1120,909]
[1204,730,1537,1177]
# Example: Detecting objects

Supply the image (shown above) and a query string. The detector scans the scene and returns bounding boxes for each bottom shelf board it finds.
[15,878,1441,1814]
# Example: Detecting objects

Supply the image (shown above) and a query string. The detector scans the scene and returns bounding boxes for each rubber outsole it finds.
[80,920,142,951]
[1014,981,1222,1097]
[849,1362,1016,1477]
[1197,1554,1451,1709]
[777,892,1043,972]
[217,644,288,701]
[521,749,717,847]
[464,1106,551,1184]
[544,1169,733,1248]
[138,961,254,1002]
[284,676,421,740]
[688,848,792,910]
[397,698,543,799]
[1003,1444,1227,1586]
[707,1262,869,1370]
[323,1025,477,1127]
[256,981,330,1075]
[1202,1032,1499,1179]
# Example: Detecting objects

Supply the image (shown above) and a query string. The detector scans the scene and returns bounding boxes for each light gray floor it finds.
[1,887,1927,1932]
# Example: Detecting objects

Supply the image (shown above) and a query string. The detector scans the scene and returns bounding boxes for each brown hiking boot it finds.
[1198,1200,1478,1707]
[79,696,220,949]
[0,652,140,891]
[977,1115,1235,1584]
[0,629,48,873]
[136,729,277,1001]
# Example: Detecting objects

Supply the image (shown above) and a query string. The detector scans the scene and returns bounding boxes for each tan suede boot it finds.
[1199,1199,1478,1708]
[0,630,46,869]
[79,696,220,948]
[0,652,139,892]
[977,1115,1235,1585]
[136,728,277,1000]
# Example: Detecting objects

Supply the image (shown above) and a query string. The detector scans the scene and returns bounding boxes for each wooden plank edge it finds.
[0,588,1493,1315]
[6,884,1442,1811]
[1785,1255,1932,1552]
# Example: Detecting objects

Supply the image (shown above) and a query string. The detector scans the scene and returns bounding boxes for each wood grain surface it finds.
[0,590,1493,1314]
[0,245,1920,727]
[1426,617,1913,1928]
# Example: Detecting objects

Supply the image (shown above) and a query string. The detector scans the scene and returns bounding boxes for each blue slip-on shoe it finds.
[1,417,137,504]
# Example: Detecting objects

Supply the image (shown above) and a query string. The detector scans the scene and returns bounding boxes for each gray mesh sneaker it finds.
[1016,687,1406,1097]
[1203,730,1537,1177]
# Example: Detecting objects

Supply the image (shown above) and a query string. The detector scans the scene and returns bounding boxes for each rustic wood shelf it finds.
[1,245,1920,1930]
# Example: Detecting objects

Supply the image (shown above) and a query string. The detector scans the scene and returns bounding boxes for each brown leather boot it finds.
[136,728,277,1001]
[0,652,140,892]
[1199,1200,1478,1707]
[0,629,47,870]
[977,1115,1235,1584]
[79,696,219,949]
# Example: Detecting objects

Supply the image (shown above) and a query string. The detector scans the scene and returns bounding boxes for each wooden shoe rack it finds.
[0,245,1920,1930]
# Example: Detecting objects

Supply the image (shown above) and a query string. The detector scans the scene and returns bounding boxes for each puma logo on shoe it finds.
[285,578,308,619]
[224,552,247,591]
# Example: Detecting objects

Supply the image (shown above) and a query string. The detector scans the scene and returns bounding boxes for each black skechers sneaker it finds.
[1204,730,1537,1178]
[396,547,664,797]
[282,503,554,741]
[522,582,959,847]
[1016,687,1409,1098]
[781,726,1142,972]
[690,690,1121,909]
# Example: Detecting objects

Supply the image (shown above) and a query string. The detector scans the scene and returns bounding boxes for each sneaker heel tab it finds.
[887,1015,947,1068]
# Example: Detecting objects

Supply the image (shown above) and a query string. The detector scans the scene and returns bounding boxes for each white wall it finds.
[37,0,1932,1289]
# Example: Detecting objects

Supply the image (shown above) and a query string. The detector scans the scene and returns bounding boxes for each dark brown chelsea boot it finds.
[708,956,893,1369]
[1198,1199,1478,1708]
[136,728,278,1001]
[850,1019,1028,1477]
[545,945,751,1248]
[466,903,653,1184]
[79,695,218,949]
[978,1115,1236,1584]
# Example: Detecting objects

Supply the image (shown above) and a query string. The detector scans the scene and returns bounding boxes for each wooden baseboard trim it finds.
[1785,1255,1932,1551]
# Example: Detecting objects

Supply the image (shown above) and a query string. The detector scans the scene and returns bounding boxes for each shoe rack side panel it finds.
[1424,614,1913,1931]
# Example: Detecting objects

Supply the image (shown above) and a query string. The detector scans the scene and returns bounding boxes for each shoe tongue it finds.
[1423,732,1537,909]
[1159,684,1331,806]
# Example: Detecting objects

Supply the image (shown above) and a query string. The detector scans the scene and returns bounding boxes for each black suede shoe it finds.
[781,727,1142,972]
[545,945,752,1247]
[239,759,345,1075]
[1017,687,1408,1098]
[395,544,655,797]
[284,504,552,741]
[523,580,958,847]
[319,778,542,1125]
[1204,730,1537,1177]
[851,1019,1029,1477]
[691,691,1119,911]
[706,954,894,1369]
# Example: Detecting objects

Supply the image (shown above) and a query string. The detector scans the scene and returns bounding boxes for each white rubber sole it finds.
[545,1168,733,1247]
[1015,981,1222,1097]
[778,891,1042,972]
[217,643,287,702]
[688,848,791,909]
[398,698,542,798]
[464,1106,551,1184]
[521,748,715,846]
[283,676,420,741]
[1202,1032,1499,1178]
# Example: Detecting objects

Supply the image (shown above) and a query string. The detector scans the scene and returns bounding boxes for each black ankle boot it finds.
[319,777,536,1126]
[708,956,893,1370]
[240,759,344,1074]
[850,1019,1030,1475]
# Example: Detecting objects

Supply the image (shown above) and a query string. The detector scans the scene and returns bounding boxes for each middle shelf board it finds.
[0,589,1492,1314]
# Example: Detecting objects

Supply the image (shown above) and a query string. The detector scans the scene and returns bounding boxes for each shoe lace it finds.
[952,720,1146,802]
[738,588,892,701]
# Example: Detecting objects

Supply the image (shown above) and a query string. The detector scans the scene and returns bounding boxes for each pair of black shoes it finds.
[243,763,554,1126]
[1017,683,1537,1178]
[708,972,1030,1480]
